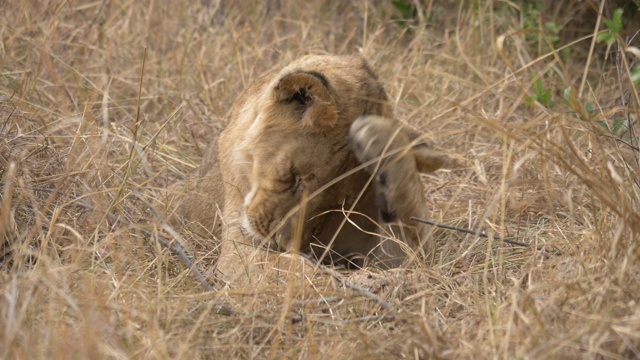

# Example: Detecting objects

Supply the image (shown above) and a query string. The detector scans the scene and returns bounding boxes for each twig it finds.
[298,253,397,312]
[350,314,395,323]
[0,181,234,315]
[1,104,16,135]
[293,296,342,306]
[340,277,396,311]
[411,216,531,248]
[601,132,640,152]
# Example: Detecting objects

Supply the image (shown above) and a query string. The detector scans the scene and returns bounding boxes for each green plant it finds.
[563,86,592,121]
[626,47,640,85]
[632,64,640,85]
[598,117,630,137]
[596,8,623,51]
[596,8,640,86]
[527,75,554,109]
[593,7,637,140]
[391,0,417,28]
[521,1,567,59]
[565,86,632,140]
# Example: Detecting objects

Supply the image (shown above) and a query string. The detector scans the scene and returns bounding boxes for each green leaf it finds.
[540,88,552,106]
[525,96,536,106]
[632,66,640,85]
[392,0,413,15]
[603,18,613,31]
[596,31,612,44]
[585,102,593,113]
[532,78,544,97]
[547,34,561,44]
[602,8,623,34]
[545,22,561,34]
[531,77,554,108]
[611,8,623,33]
[564,86,574,101]
[597,120,611,132]
[612,118,628,134]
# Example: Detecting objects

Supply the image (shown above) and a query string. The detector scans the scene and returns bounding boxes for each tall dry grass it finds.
[1,1,639,358]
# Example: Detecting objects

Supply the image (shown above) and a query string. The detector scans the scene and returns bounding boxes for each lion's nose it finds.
[247,211,272,237]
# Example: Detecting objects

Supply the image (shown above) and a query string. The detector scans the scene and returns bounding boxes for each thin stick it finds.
[297,253,397,312]
[410,216,531,248]
[293,296,342,306]
[350,315,395,323]
[0,181,234,315]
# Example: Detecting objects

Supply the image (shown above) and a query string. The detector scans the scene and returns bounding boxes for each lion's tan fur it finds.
[169,55,444,285]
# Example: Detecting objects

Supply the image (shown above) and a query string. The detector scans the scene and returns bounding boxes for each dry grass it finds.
[1,1,639,359]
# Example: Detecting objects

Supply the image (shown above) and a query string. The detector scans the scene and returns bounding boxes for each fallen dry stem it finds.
[411,216,531,247]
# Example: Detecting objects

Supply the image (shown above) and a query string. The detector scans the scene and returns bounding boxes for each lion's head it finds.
[226,55,391,251]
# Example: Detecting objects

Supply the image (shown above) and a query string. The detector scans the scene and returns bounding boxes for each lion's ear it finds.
[273,72,338,127]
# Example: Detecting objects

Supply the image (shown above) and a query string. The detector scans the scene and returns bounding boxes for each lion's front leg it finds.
[216,212,316,287]
[348,115,444,266]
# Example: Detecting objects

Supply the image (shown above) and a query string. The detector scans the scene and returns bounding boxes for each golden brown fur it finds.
[171,55,444,285]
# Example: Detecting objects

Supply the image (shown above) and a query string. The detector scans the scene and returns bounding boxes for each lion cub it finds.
[174,55,444,285]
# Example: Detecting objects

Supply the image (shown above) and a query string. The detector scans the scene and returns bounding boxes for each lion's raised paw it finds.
[348,115,445,223]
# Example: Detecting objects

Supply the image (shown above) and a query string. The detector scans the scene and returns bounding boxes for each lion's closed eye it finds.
[274,165,302,193]
[288,166,302,193]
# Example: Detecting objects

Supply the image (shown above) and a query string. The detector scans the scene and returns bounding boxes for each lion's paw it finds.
[349,115,443,223]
